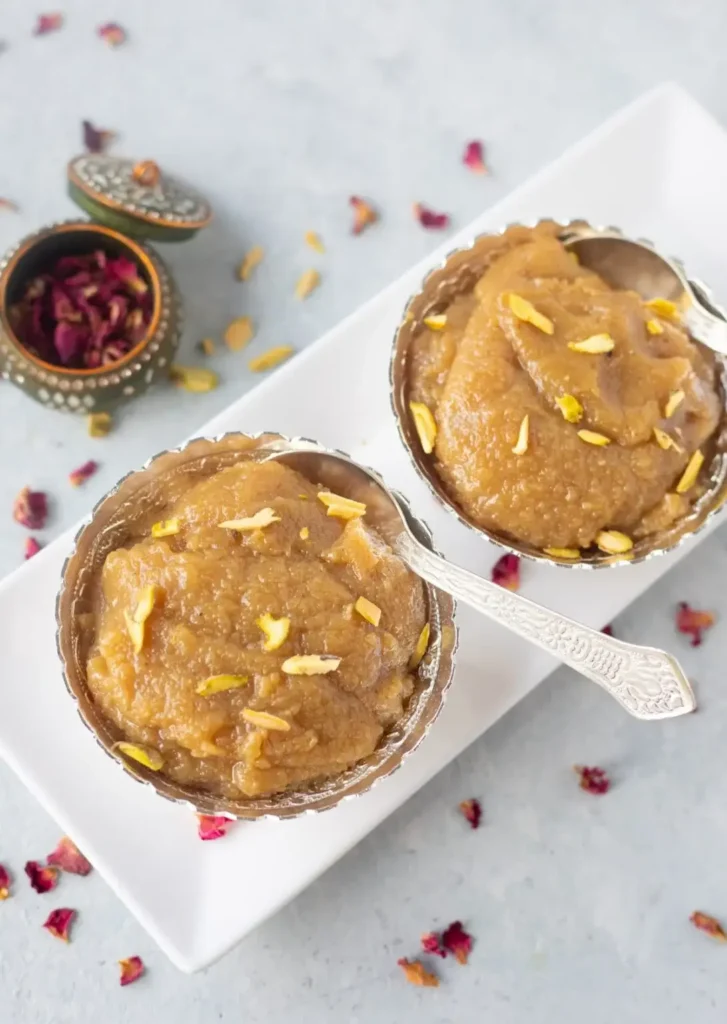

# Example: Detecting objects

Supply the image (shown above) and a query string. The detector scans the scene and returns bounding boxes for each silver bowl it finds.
[389,219,727,569]
[55,433,457,820]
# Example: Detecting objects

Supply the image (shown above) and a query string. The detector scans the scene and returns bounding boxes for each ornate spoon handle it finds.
[396,533,695,721]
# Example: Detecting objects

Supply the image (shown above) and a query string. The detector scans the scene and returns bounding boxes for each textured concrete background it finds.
[1,1,727,1020]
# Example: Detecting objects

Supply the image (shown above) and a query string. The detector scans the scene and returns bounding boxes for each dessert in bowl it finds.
[56,434,455,819]
[391,222,727,566]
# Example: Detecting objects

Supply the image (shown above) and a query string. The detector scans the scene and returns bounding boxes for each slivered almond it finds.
[317,491,366,520]
[646,319,664,335]
[242,708,291,731]
[237,245,264,281]
[124,611,145,654]
[512,414,529,455]
[596,530,633,554]
[409,623,430,669]
[507,293,554,334]
[355,596,382,627]
[646,297,679,320]
[295,268,321,300]
[409,401,437,454]
[577,429,611,446]
[664,390,685,418]
[568,334,614,354]
[423,314,447,330]
[281,654,341,675]
[299,526,310,540]
[676,449,704,494]
[256,613,290,652]
[544,547,580,559]
[196,675,249,696]
[653,427,682,453]
[219,507,280,531]
[248,346,294,372]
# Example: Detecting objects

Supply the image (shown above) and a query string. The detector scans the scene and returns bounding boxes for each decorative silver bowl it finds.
[389,219,727,569]
[55,433,457,820]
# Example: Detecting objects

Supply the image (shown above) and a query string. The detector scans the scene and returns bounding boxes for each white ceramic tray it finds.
[1,82,725,972]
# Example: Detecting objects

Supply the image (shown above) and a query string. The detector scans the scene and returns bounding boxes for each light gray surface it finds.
[1,0,726,1020]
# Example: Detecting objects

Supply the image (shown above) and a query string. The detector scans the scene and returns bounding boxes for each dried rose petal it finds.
[98,22,126,47]
[13,486,48,530]
[676,602,715,647]
[463,140,487,174]
[25,861,59,894]
[0,864,11,899]
[34,13,63,35]
[24,537,42,560]
[0,198,18,212]
[197,815,233,841]
[397,958,439,987]
[690,911,727,942]
[349,196,378,235]
[69,460,98,487]
[574,765,610,795]
[119,955,145,986]
[47,837,92,876]
[43,908,76,942]
[442,921,473,964]
[459,798,482,830]
[421,932,446,958]
[413,202,450,230]
[602,624,614,636]
[491,553,520,591]
[131,161,160,188]
[83,120,115,154]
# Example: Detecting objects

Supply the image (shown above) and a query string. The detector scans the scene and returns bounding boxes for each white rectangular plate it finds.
[1,83,726,972]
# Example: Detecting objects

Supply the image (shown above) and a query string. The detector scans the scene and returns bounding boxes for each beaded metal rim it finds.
[55,433,457,821]
[389,218,727,570]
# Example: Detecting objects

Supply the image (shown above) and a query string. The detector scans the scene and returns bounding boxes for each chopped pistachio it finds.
[507,293,554,334]
[242,708,291,731]
[544,547,580,559]
[409,401,437,454]
[256,613,291,652]
[555,394,583,423]
[317,491,366,520]
[196,674,249,696]
[512,414,530,455]
[151,517,180,538]
[87,412,112,437]
[115,742,164,771]
[410,623,430,669]
[219,507,280,531]
[281,654,342,675]
[170,365,219,393]
[596,530,634,554]
[676,449,704,494]
[577,429,611,446]
[568,334,615,354]
[355,596,382,627]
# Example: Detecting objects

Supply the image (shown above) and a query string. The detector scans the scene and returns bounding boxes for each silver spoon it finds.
[560,221,727,355]
[262,440,695,721]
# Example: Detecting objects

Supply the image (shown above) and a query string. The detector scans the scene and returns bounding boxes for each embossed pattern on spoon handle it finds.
[396,532,696,721]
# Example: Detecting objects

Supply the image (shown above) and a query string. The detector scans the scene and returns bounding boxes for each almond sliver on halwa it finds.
[596,530,633,554]
[676,449,704,494]
[242,708,291,731]
[568,334,615,354]
[196,674,249,696]
[646,319,664,335]
[256,613,291,652]
[577,429,611,446]
[151,518,180,537]
[219,507,280,531]
[281,654,342,675]
[544,547,580,559]
[115,742,164,771]
[646,297,679,320]
[355,596,382,626]
[317,491,366,520]
[664,390,685,418]
[653,427,682,452]
[409,401,437,454]
[410,623,430,669]
[124,611,144,653]
[555,394,583,423]
[299,526,309,540]
[423,314,447,330]
[512,414,529,455]
[133,585,162,624]
[507,293,554,334]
